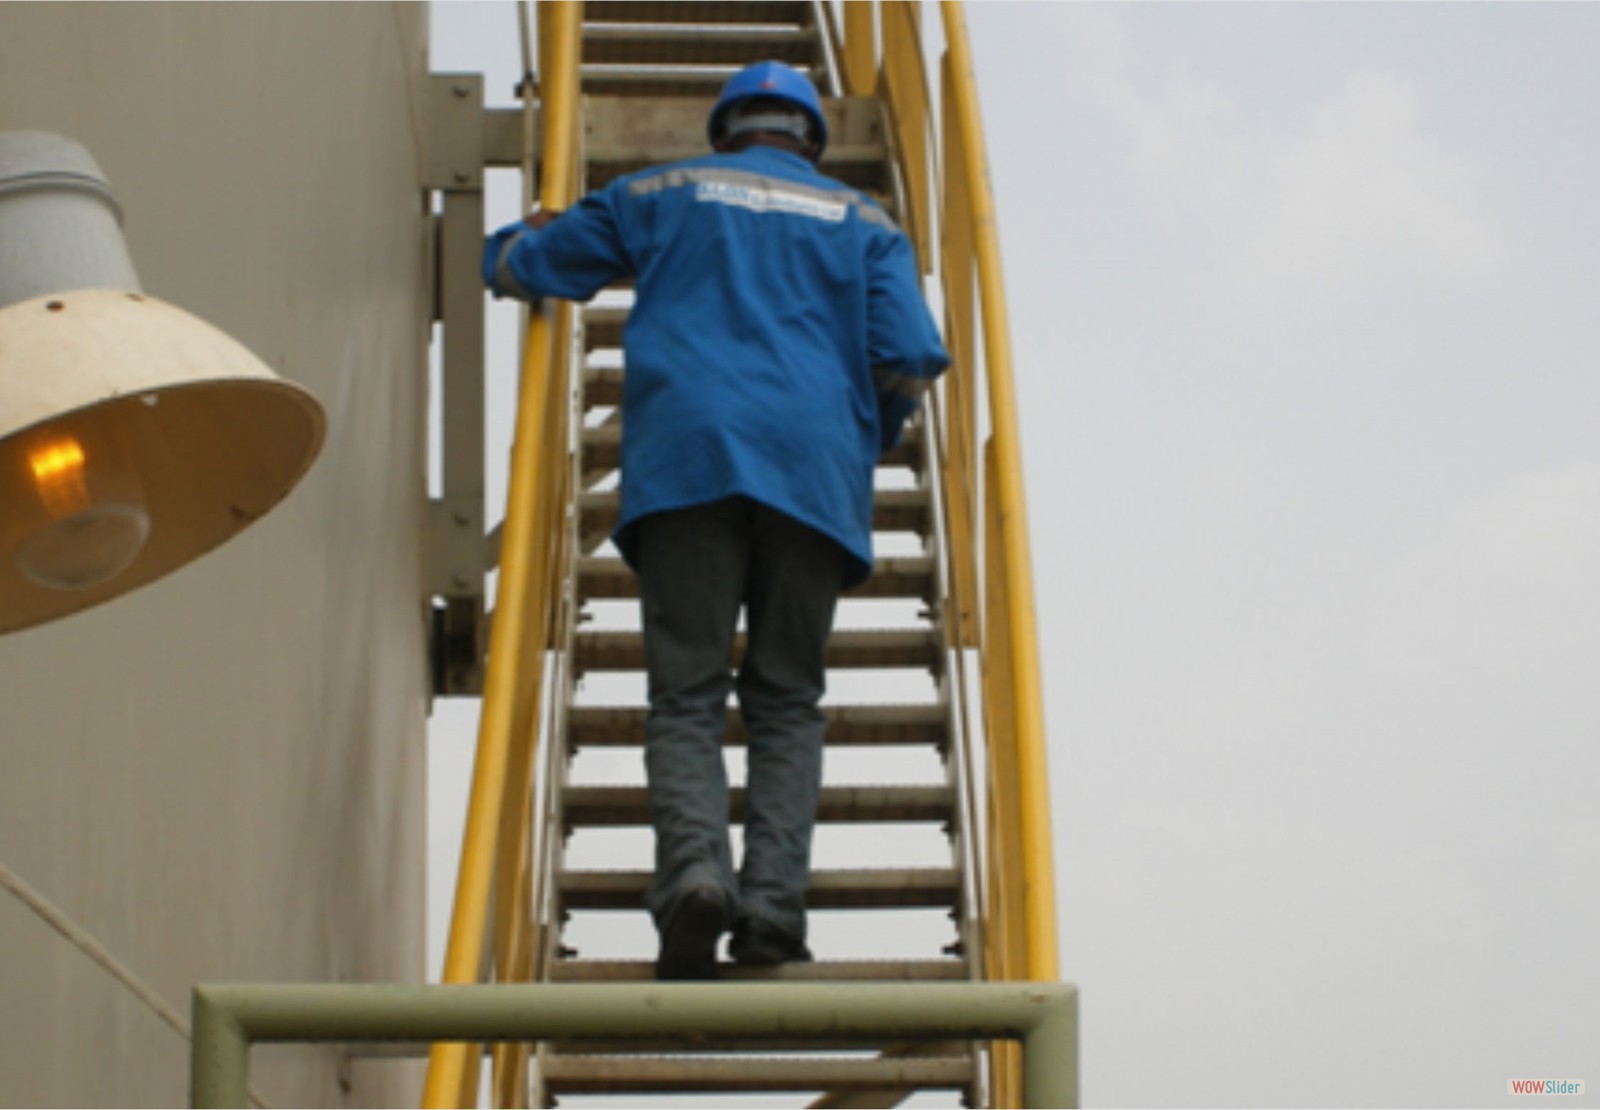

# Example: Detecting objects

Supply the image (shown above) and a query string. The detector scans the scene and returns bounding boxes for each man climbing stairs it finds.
[424,4,1061,1106]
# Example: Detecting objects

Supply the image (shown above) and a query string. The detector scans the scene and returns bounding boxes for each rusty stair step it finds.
[562,783,954,827]
[557,866,961,910]
[574,626,942,672]
[565,702,947,749]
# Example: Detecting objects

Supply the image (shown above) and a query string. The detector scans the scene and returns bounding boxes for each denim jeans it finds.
[635,497,842,942]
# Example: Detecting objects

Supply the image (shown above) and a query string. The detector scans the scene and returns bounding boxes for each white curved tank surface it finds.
[0,5,432,1106]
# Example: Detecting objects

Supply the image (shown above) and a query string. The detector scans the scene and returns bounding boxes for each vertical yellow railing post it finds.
[842,2,878,97]
[940,0,1060,985]
[983,441,1026,1108]
[881,2,932,272]
[422,3,584,1107]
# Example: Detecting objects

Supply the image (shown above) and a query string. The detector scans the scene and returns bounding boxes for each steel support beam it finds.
[190,982,1077,1108]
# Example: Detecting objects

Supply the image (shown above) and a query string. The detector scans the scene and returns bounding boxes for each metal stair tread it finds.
[539,1052,974,1093]
[562,783,954,826]
[582,25,819,67]
[546,957,969,983]
[580,420,924,471]
[581,2,818,26]
[582,364,625,406]
[582,68,827,99]
[574,626,942,671]
[579,486,931,540]
[577,553,935,600]
[539,1037,976,1058]
[557,866,961,909]
[580,95,892,194]
[585,146,891,195]
[566,701,948,748]
[581,304,629,348]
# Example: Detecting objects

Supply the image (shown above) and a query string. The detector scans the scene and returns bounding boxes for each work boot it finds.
[729,916,813,967]
[655,883,731,980]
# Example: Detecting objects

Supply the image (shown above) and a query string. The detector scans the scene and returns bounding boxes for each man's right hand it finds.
[484,220,536,300]
[483,211,566,299]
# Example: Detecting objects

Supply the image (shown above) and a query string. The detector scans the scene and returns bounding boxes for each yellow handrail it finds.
[867,0,1061,988]
[938,0,1060,985]
[421,4,583,1106]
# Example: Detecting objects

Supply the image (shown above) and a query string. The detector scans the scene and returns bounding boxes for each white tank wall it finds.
[0,4,432,1105]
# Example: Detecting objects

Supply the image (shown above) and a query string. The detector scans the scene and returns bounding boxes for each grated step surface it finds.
[581,66,828,100]
[580,421,924,471]
[547,958,969,983]
[580,95,894,199]
[557,867,961,910]
[579,486,931,542]
[582,2,817,26]
[573,626,942,672]
[562,783,955,827]
[566,702,948,749]
[577,554,935,600]
[582,24,819,66]
[540,1053,973,1093]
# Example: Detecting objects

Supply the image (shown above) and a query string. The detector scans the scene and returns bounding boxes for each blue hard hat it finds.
[708,60,828,156]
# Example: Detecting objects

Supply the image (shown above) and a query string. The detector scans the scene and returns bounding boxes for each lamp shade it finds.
[0,133,324,634]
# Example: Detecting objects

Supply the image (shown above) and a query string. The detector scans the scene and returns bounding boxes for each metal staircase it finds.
[541,5,974,1101]
[422,3,1062,1107]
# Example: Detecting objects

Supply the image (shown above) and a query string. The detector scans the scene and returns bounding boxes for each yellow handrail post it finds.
[983,440,1026,1106]
[940,0,1060,984]
[881,2,932,272]
[842,2,878,97]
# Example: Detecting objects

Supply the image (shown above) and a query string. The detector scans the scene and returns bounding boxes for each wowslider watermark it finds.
[1508,1079,1585,1096]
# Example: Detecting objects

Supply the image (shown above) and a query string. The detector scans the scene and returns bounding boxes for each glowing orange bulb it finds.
[12,431,150,591]
[28,437,91,518]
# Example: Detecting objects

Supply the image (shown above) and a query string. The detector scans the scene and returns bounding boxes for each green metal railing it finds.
[192,983,1076,1109]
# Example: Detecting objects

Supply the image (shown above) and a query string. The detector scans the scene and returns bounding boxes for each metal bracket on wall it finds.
[423,73,544,696]
[425,73,487,696]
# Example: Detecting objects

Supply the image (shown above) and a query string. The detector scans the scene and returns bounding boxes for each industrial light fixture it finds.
[0,132,325,635]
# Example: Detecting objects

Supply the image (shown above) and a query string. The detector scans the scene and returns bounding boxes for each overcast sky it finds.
[430,4,1600,1107]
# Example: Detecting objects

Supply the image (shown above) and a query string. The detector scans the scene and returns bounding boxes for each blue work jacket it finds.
[488,144,949,587]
